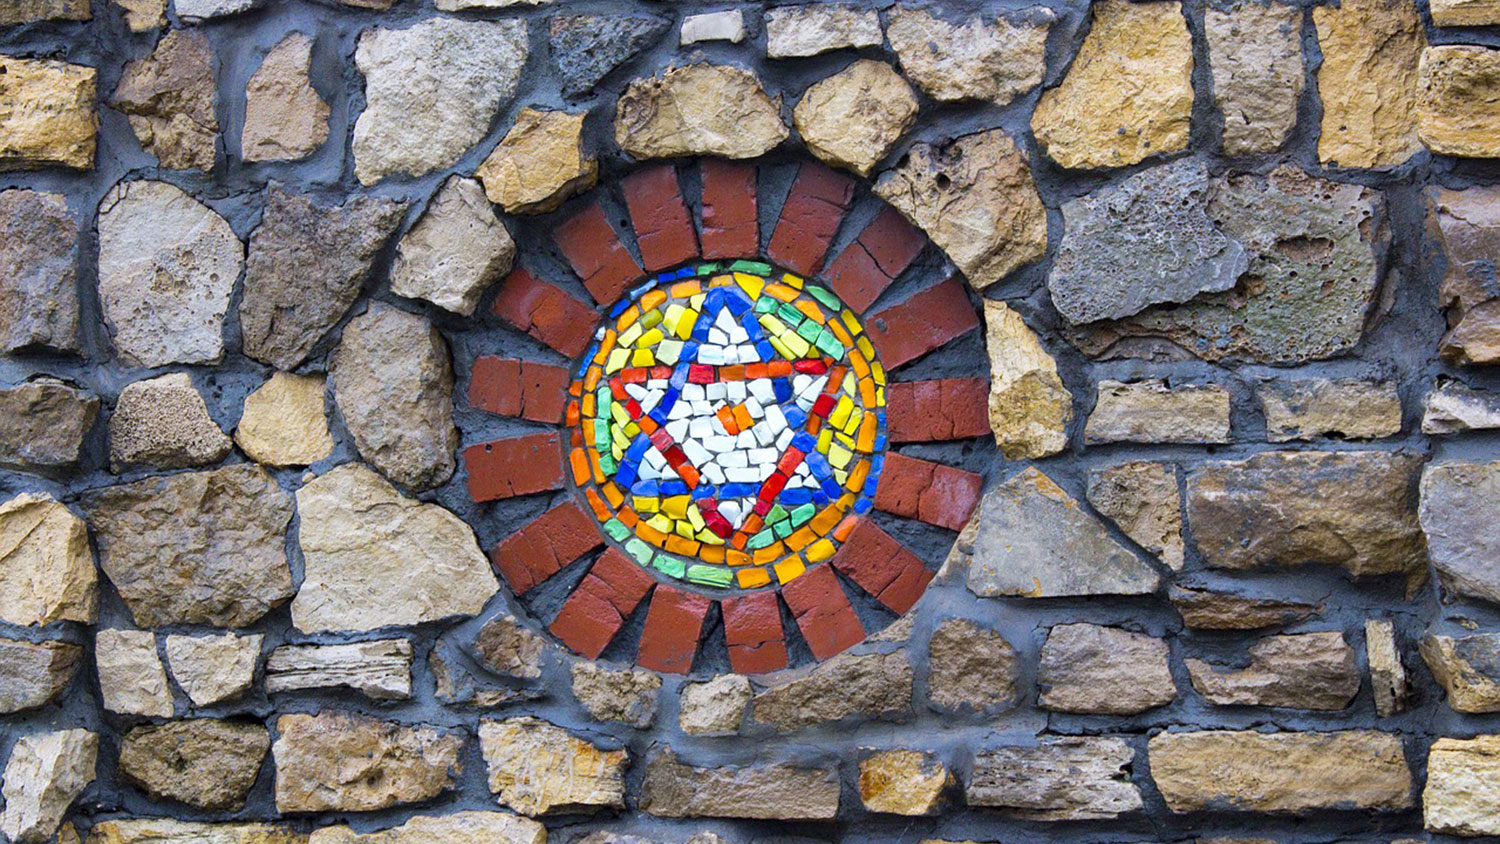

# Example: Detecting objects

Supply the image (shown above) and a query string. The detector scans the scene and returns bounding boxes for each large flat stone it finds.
[307,813,545,844]
[967,737,1142,821]
[640,747,840,820]
[119,720,269,810]
[1314,0,1425,168]
[885,6,1050,106]
[391,176,514,316]
[479,717,627,816]
[615,64,788,160]
[1038,624,1176,715]
[0,729,97,844]
[273,712,462,813]
[1084,379,1231,444]
[1186,631,1360,710]
[0,57,96,170]
[750,651,912,732]
[0,493,95,626]
[87,821,305,844]
[1418,45,1500,158]
[1257,378,1403,442]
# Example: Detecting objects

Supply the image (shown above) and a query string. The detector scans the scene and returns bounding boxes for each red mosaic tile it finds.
[464,431,565,503]
[830,519,933,615]
[874,452,983,532]
[623,165,699,271]
[490,500,602,595]
[636,585,711,674]
[767,163,855,276]
[491,268,597,359]
[549,547,657,658]
[721,590,789,674]
[822,207,927,313]
[887,377,992,442]
[699,159,758,259]
[468,356,571,424]
[554,201,643,306]
[865,277,980,370]
[780,564,865,662]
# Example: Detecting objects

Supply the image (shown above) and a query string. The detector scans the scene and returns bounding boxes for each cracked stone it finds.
[1187,631,1360,710]
[0,492,95,627]
[476,108,596,215]
[967,738,1142,821]
[615,64,788,160]
[479,717,627,816]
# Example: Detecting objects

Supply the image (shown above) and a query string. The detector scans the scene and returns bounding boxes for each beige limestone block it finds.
[235,372,333,468]
[1425,735,1500,836]
[0,0,89,24]
[1169,585,1322,630]
[391,175,515,315]
[639,747,840,820]
[243,33,329,163]
[1418,45,1500,158]
[273,712,461,813]
[1038,623,1177,714]
[0,638,81,714]
[87,820,305,844]
[1314,0,1425,168]
[1366,618,1408,717]
[163,632,262,707]
[1084,379,1232,444]
[794,60,917,177]
[982,300,1072,459]
[570,662,660,728]
[1257,378,1403,442]
[1087,461,1184,570]
[0,57,97,170]
[885,6,1052,106]
[967,737,1142,820]
[479,717,627,816]
[1421,632,1500,713]
[1205,1,1304,156]
[265,639,412,700]
[0,493,95,626]
[1431,0,1500,25]
[95,629,174,718]
[1186,631,1360,710]
[477,108,596,214]
[111,31,217,171]
[765,4,881,58]
[118,720,269,811]
[678,674,750,735]
[615,64,789,160]
[112,0,165,31]
[858,749,953,816]
[926,618,1018,712]
[0,729,97,844]
[307,813,545,844]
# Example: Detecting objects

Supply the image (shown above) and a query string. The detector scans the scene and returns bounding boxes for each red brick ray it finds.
[767,163,856,276]
[491,268,598,359]
[865,277,981,370]
[822,207,928,313]
[468,356,572,424]
[636,585,713,674]
[489,500,603,595]
[886,377,992,442]
[721,590,788,674]
[464,431,566,503]
[700,159,758,259]
[830,519,934,615]
[554,201,644,307]
[550,547,657,659]
[780,564,865,662]
[623,165,699,271]
[873,452,983,533]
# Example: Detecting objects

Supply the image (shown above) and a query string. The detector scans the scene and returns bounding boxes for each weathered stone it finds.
[765,4,881,58]
[112,0,165,31]
[391,176,514,316]
[112,31,216,170]
[1147,730,1413,813]
[476,108,596,214]
[0,190,79,353]
[307,813,546,844]
[1085,379,1232,444]
[1206,2,1304,155]
[1314,0,1425,168]
[1188,451,1425,577]
[859,749,952,816]
[162,633,261,707]
[1366,619,1408,717]
[550,14,669,98]
[1424,381,1500,434]
[794,60,917,178]
[235,373,332,467]
[680,10,745,45]
[1421,632,1500,713]
[750,651,913,732]
[1258,378,1403,441]
[95,629,173,718]
[471,615,544,679]
[0,638,80,714]
[174,0,261,20]
[875,130,1046,289]
[109,373,231,471]
[1038,623,1175,714]
[239,186,406,370]
[273,712,461,813]
[616,64,789,160]
[926,617,1018,712]
[1431,186,1500,365]
[0,493,95,626]
[242,33,328,163]
[0,380,96,472]
[291,464,496,632]
[0,729,96,844]
[1425,735,1500,836]
[959,467,1160,598]
[1087,461,1183,570]
[885,6,1051,106]
[96,180,241,368]
[1418,45,1500,159]
[982,300,1071,459]
[84,465,293,628]
[119,720,268,810]
[330,305,457,490]
[640,747,839,820]
[1168,586,1323,630]
[1050,160,1248,324]
[430,637,545,708]
[1430,0,1500,25]
[0,57,96,170]
[679,675,751,735]
[86,821,305,844]
[571,662,660,728]
[0,0,89,24]
[266,640,412,700]
[353,18,527,185]
[479,717,627,816]
[1187,631,1359,710]
[433,0,553,7]
[967,738,1142,821]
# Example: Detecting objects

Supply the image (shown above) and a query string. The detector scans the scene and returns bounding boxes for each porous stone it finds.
[967,738,1142,821]
[1313,0,1425,168]
[750,651,913,732]
[83,465,294,628]
[679,675,751,735]
[640,748,840,820]
[875,129,1046,289]
[239,186,407,370]
[959,467,1161,598]
[0,380,96,472]
[0,493,95,626]
[571,663,660,728]
[1419,45,1500,159]
[112,31,216,170]
[1424,381,1500,434]
[765,4,881,58]
[1147,730,1413,813]
[1430,0,1500,25]
[1085,379,1232,444]
[291,463,496,632]
[1421,632,1500,713]
[266,640,412,700]
[1431,186,1500,365]
[1205,2,1304,155]
[479,717,627,816]
[615,64,789,160]
[109,373,231,471]
[1168,586,1323,630]
[353,18,528,184]
[0,190,79,353]
[0,638,81,713]
[234,373,332,467]
[476,108,596,215]
[858,750,952,816]
[1186,631,1359,710]
[1258,378,1403,441]
[1188,450,1425,577]
[331,305,458,490]
[96,180,241,368]
[680,10,745,45]
[112,0,165,31]
[0,57,96,170]
[550,14,670,98]
[885,6,1051,106]
[0,0,89,24]
[1038,623,1175,715]
[307,812,546,844]
[926,617,1018,712]
[273,712,462,813]
[118,720,269,810]
[87,821,305,844]
[470,615,544,680]
[0,729,97,844]
[242,33,329,163]
[163,632,262,707]
[174,0,261,20]
[793,60,918,178]
[95,629,173,718]
[982,300,1072,460]
[1087,461,1184,570]
[1424,735,1500,836]
[1366,619,1408,717]
[391,176,515,316]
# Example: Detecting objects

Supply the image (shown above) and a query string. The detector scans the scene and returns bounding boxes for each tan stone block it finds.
[1314,0,1425,168]
[235,373,333,468]
[0,57,96,170]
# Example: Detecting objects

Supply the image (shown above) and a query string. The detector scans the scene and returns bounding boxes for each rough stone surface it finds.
[1366,619,1409,717]
[616,64,788,161]
[967,738,1142,821]
[83,465,294,628]
[242,33,329,163]
[1425,381,1500,434]
[331,305,458,490]
[550,14,670,99]
[1038,623,1176,714]
[353,18,528,184]
[750,651,913,732]
[0,0,89,24]
[0,190,79,353]
[1087,461,1184,570]
[1425,735,1500,836]
[1430,0,1500,25]
[793,60,917,178]
[307,813,545,844]
[96,180,241,368]
[95,629,173,718]
[1421,632,1500,713]
[273,712,461,814]
[471,615,545,679]
[1168,586,1323,630]
[639,748,840,820]
[291,464,496,632]
[1431,186,1500,366]
[234,373,332,467]
[112,31,217,170]
[0,638,81,714]
[858,750,952,816]
[476,108,596,215]
[885,6,1051,106]
[1085,379,1232,444]
[678,675,751,735]
[571,663,660,728]
[479,717,627,816]
[1313,0,1426,168]
[680,11,745,45]
[0,380,96,472]
[926,617,1018,712]
[174,0,261,20]
[109,373,231,471]
[112,0,165,31]
[162,633,262,707]
[391,176,515,316]
[86,821,305,844]
[1418,45,1500,159]
[0,493,95,627]
[266,640,412,700]
[1186,632,1360,710]
[765,5,881,58]
[0,57,96,170]
[1206,2,1304,155]
[0,729,97,844]
[1258,378,1403,441]
[982,300,1072,459]
[118,720,269,810]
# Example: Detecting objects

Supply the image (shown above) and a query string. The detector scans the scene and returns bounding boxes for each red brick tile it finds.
[700,159,758,259]
[554,201,643,306]
[874,452,983,532]
[623,165,699,271]
[865,277,979,370]
[636,585,711,674]
[887,377,991,442]
[767,163,855,276]
[860,206,927,277]
[468,356,572,424]
[490,500,602,595]
[830,519,934,614]
[491,268,598,359]
[780,564,865,661]
[823,207,926,313]
[721,590,788,674]
[464,431,565,503]
[550,547,656,658]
